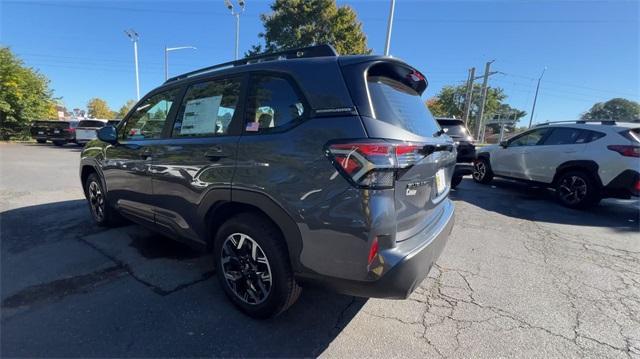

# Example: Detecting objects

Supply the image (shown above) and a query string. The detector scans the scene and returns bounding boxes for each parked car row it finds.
[30,119,120,146]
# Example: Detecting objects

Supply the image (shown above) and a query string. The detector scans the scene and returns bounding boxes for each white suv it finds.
[472,121,640,208]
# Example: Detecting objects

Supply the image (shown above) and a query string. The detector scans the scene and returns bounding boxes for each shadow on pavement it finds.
[1,200,366,357]
[451,177,640,232]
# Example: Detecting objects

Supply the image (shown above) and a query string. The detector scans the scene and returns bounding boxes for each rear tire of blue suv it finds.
[214,212,302,319]
[555,170,601,209]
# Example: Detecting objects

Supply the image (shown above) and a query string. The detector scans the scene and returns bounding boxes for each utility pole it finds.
[225,0,246,60]
[528,67,547,128]
[125,29,140,100]
[462,67,475,126]
[164,46,197,81]
[383,0,396,56]
[476,60,495,142]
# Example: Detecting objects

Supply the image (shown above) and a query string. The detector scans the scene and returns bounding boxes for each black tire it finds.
[451,175,463,189]
[555,171,601,209]
[52,140,66,147]
[472,157,494,184]
[84,173,118,226]
[36,139,46,144]
[214,212,301,319]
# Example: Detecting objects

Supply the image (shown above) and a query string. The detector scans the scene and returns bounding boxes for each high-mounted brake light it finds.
[607,145,640,158]
[326,141,427,189]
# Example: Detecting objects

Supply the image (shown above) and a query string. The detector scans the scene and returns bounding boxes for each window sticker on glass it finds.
[246,121,260,132]
[180,96,222,135]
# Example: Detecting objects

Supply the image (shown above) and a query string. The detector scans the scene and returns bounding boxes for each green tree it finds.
[246,0,371,57]
[87,98,114,119]
[116,99,136,119]
[581,98,640,122]
[426,84,526,134]
[0,47,55,139]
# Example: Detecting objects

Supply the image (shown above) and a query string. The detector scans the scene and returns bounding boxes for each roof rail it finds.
[164,44,339,84]
[534,120,620,127]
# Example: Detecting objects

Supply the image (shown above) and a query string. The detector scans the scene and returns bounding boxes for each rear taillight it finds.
[326,141,431,189]
[607,145,640,158]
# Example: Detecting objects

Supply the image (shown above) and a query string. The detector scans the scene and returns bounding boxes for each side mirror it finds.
[97,125,118,144]
[499,140,509,148]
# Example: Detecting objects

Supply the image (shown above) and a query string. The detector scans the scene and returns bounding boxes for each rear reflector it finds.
[367,237,379,266]
[607,145,640,158]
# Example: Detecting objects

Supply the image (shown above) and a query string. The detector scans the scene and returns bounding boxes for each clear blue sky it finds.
[1,0,638,125]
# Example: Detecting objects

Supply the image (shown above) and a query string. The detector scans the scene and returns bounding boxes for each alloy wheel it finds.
[221,233,273,305]
[473,161,486,181]
[558,176,588,205]
[88,181,105,221]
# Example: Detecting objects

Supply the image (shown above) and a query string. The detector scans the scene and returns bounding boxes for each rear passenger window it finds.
[542,128,582,145]
[173,78,242,137]
[245,75,305,133]
[542,128,606,145]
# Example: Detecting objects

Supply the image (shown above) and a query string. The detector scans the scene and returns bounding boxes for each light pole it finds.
[528,67,547,128]
[225,0,245,60]
[125,29,140,100]
[383,0,396,56]
[164,46,197,80]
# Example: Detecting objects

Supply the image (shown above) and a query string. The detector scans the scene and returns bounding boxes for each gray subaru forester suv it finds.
[80,45,456,318]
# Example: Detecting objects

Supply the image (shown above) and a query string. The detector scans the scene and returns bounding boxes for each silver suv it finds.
[80,45,456,318]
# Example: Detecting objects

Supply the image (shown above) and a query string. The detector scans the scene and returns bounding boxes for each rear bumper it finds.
[301,199,455,299]
[603,170,640,198]
[454,163,474,177]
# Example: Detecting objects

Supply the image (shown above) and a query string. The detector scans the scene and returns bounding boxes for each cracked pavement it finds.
[2,143,639,357]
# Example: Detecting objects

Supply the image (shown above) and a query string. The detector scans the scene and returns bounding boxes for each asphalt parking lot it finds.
[1,142,639,358]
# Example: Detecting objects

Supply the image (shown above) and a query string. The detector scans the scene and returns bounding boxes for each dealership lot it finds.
[1,142,638,358]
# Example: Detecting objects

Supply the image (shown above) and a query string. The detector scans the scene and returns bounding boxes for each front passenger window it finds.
[122,89,180,140]
[509,128,549,147]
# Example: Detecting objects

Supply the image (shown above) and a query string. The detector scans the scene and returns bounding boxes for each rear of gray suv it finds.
[80,45,456,318]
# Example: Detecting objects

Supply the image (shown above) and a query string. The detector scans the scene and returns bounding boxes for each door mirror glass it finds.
[499,140,508,148]
[97,125,117,144]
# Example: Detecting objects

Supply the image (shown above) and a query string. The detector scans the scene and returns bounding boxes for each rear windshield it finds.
[367,74,439,138]
[622,128,640,143]
[78,120,106,128]
[438,121,468,137]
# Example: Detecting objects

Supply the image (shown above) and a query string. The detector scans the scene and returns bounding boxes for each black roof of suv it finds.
[80,44,456,318]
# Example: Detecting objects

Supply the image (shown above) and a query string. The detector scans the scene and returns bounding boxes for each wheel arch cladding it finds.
[205,191,304,272]
[553,160,602,187]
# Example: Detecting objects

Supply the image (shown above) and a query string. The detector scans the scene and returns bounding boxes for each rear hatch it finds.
[31,121,51,136]
[337,58,456,241]
[76,120,106,140]
[48,121,76,138]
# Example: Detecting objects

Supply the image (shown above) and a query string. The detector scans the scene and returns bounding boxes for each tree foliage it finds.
[0,47,55,139]
[246,0,371,57]
[581,98,640,122]
[116,99,136,119]
[87,98,115,119]
[426,84,526,134]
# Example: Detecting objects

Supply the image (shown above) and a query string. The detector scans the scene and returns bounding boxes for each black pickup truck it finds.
[30,120,79,146]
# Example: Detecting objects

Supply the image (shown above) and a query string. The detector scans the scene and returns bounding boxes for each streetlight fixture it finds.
[224,0,246,60]
[164,46,197,81]
[528,67,547,128]
[124,29,140,100]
